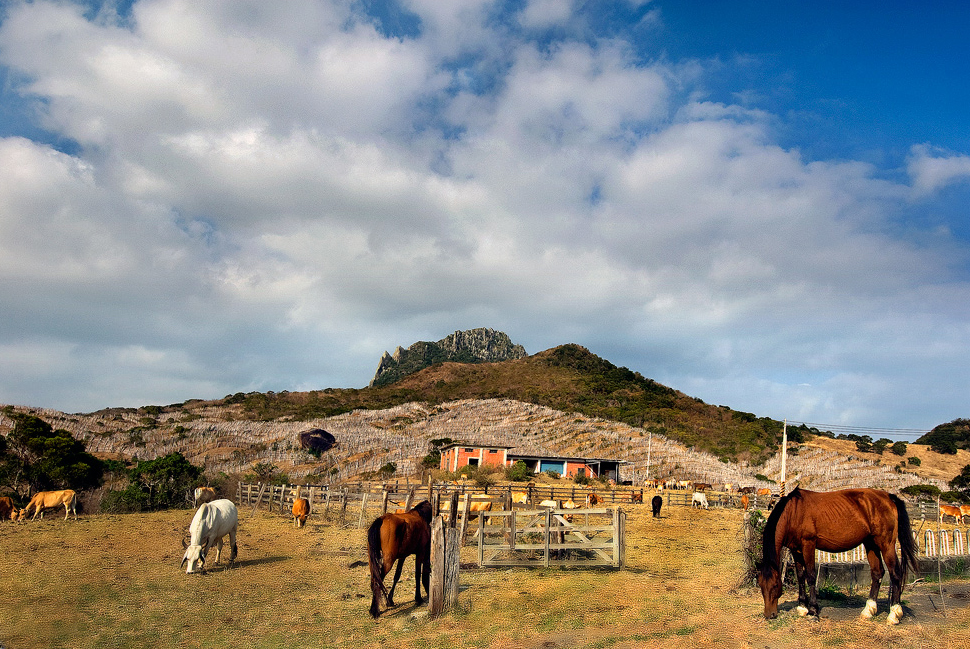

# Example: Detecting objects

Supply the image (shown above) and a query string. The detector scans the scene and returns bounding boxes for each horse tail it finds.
[891,494,919,578]
[367,517,388,618]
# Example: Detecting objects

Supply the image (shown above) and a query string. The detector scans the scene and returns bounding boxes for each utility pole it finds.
[780,419,788,496]
[646,431,652,481]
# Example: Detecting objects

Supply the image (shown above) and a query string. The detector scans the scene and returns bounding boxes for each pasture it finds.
[1,503,969,649]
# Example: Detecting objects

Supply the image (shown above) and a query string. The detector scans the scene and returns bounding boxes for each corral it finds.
[2,498,970,649]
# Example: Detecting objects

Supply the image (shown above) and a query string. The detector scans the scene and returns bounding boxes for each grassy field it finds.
[1,503,969,649]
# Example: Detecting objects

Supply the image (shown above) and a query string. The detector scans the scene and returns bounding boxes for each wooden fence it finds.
[476,507,626,568]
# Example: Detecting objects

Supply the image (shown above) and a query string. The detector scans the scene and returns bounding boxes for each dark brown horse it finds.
[367,500,433,619]
[756,487,918,624]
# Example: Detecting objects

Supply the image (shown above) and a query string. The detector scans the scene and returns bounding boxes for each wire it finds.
[785,421,930,439]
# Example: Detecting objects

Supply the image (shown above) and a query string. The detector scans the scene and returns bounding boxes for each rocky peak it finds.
[369,328,527,387]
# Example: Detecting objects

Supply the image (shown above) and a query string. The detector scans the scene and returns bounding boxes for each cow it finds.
[0,496,14,521]
[741,493,750,511]
[586,492,603,507]
[510,491,528,504]
[940,503,963,524]
[194,486,217,507]
[757,488,772,497]
[23,490,77,521]
[738,486,756,495]
[693,483,712,492]
[691,492,709,509]
[631,491,643,504]
[292,497,310,527]
[181,499,238,574]
[467,501,492,520]
[538,499,559,509]
[961,505,970,524]
[651,495,663,518]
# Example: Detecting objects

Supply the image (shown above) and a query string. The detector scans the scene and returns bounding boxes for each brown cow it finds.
[631,491,643,504]
[510,491,528,504]
[940,503,963,524]
[741,493,750,511]
[757,488,772,497]
[693,483,712,492]
[292,497,310,527]
[194,486,217,507]
[0,496,14,521]
[586,492,602,507]
[24,489,77,521]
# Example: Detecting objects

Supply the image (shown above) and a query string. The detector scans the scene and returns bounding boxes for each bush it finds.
[544,470,561,479]
[891,441,908,456]
[573,473,592,486]
[931,439,959,455]
[908,456,922,466]
[505,460,533,482]
[901,484,941,499]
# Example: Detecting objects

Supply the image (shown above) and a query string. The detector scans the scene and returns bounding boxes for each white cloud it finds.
[0,0,967,431]
[520,0,573,29]
[908,144,970,196]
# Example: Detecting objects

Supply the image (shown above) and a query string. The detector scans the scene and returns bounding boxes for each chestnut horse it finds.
[757,488,918,624]
[367,500,433,619]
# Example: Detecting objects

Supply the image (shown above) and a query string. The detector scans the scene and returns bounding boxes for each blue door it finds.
[539,460,565,475]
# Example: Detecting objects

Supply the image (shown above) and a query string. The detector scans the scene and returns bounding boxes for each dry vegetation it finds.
[2,502,970,649]
[2,399,960,496]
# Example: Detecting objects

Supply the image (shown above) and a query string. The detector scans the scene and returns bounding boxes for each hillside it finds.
[228,344,785,463]
[1,343,964,495]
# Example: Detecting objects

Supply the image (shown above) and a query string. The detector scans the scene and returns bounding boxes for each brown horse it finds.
[757,487,918,624]
[367,500,433,619]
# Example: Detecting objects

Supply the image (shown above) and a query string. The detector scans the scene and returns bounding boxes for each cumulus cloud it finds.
[908,144,970,196]
[0,0,967,429]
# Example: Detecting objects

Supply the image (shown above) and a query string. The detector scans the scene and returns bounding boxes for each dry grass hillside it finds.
[1,397,961,494]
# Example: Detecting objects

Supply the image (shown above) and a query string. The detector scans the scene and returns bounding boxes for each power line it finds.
[786,420,930,439]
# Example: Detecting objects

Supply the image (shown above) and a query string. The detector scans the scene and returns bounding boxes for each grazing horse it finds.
[367,500,433,619]
[741,493,750,511]
[757,488,918,625]
[651,495,663,518]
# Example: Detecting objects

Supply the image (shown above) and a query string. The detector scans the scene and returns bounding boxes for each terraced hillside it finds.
[0,397,957,493]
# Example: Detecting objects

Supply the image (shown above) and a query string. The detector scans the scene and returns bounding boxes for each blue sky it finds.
[0,0,968,439]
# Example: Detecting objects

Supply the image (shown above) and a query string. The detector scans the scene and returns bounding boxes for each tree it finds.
[505,460,533,482]
[4,412,103,493]
[891,441,908,456]
[950,464,970,499]
[931,439,958,455]
[130,452,202,510]
[421,437,455,469]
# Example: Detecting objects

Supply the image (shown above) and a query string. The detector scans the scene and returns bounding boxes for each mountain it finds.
[232,343,784,462]
[370,328,528,387]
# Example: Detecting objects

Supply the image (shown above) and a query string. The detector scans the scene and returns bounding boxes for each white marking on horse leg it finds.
[886,604,903,625]
[796,605,809,617]
[860,599,877,619]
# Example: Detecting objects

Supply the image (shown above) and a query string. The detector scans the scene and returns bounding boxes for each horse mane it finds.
[759,487,802,578]
[411,500,433,524]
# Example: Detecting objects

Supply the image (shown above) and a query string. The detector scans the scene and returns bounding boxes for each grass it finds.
[2,503,970,649]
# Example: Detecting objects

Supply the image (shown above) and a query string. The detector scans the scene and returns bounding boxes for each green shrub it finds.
[505,460,533,482]
[908,456,921,466]
[891,441,908,456]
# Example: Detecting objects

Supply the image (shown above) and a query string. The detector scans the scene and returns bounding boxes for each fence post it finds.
[429,516,461,619]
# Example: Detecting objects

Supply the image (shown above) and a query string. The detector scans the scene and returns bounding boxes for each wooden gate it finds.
[476,507,626,568]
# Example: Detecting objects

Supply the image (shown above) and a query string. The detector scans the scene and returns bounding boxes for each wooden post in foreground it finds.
[428,515,461,619]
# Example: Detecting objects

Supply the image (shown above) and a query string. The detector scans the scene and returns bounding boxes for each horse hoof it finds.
[887,604,903,625]
[860,599,877,619]
[796,606,809,617]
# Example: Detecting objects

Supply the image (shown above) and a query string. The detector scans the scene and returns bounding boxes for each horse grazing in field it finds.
[367,500,433,619]
[651,495,663,518]
[756,488,918,625]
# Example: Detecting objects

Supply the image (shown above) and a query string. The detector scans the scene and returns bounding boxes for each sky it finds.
[0,0,968,437]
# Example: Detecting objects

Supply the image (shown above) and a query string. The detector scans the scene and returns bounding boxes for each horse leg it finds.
[413,554,425,606]
[386,557,405,607]
[860,539,884,620]
[879,538,904,625]
[791,550,811,617]
[800,543,821,617]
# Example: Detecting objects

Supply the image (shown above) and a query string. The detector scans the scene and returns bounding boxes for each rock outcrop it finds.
[370,328,527,387]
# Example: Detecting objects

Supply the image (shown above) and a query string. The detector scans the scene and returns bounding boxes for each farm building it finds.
[439,442,624,481]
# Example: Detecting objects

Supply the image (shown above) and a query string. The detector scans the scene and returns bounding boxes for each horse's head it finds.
[755,561,783,619]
